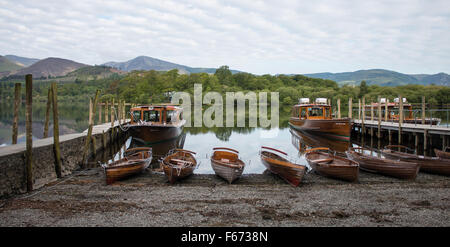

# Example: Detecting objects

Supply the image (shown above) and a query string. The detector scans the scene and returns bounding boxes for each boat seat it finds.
[221,158,230,163]
[315,158,333,164]
[170,159,193,166]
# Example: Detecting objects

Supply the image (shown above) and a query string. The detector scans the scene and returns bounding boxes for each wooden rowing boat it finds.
[346,147,419,179]
[260,146,307,187]
[381,145,450,176]
[211,147,245,184]
[434,148,450,160]
[160,149,197,184]
[102,147,152,185]
[305,147,359,182]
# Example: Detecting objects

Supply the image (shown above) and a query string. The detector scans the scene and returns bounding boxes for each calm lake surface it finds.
[1,101,448,174]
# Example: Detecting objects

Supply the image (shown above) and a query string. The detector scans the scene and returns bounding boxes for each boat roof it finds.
[293,104,331,107]
[131,104,182,110]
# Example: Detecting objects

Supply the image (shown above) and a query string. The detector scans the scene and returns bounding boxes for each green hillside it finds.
[0,56,23,72]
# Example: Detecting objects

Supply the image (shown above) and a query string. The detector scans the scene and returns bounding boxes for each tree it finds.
[214,65,233,86]
[359,80,368,98]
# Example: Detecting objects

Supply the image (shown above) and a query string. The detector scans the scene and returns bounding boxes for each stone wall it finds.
[0,126,123,198]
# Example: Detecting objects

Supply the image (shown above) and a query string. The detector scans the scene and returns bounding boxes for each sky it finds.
[0,0,449,75]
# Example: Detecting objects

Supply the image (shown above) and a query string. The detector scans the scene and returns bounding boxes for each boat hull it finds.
[260,151,306,187]
[382,150,450,176]
[289,118,351,141]
[346,150,419,179]
[211,159,245,184]
[305,152,359,182]
[128,125,183,145]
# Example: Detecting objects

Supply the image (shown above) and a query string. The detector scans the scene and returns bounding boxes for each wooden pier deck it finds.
[353,120,450,136]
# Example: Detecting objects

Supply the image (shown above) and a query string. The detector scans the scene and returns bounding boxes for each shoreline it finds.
[0,168,449,227]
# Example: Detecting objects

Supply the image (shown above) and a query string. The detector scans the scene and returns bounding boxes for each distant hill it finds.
[66,65,126,80]
[0,55,23,72]
[4,55,40,67]
[103,56,241,74]
[11,57,88,78]
[304,69,449,86]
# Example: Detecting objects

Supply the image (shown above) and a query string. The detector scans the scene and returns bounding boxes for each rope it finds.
[111,106,130,132]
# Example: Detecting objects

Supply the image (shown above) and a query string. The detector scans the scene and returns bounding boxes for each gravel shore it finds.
[0,168,449,227]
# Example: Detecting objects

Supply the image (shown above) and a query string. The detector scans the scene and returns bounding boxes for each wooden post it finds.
[337,98,341,119]
[442,135,445,151]
[82,90,101,165]
[362,97,365,135]
[43,88,52,138]
[12,83,21,144]
[111,98,115,139]
[102,130,107,150]
[424,130,428,156]
[104,101,109,123]
[98,101,102,124]
[25,75,33,192]
[398,95,403,147]
[51,83,62,178]
[370,103,374,121]
[358,99,361,120]
[385,98,389,122]
[414,133,418,154]
[422,96,426,125]
[377,97,381,138]
[348,98,352,119]
[388,129,392,145]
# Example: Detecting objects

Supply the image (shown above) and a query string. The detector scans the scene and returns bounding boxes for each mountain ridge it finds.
[103,56,241,74]
[304,69,449,86]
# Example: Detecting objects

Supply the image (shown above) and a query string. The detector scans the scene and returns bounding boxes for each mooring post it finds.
[51,82,62,178]
[82,90,101,166]
[43,88,52,138]
[111,98,115,140]
[105,101,109,123]
[388,129,392,145]
[442,135,445,151]
[422,96,425,125]
[370,102,374,121]
[12,83,21,144]
[102,130,106,150]
[337,98,341,118]
[358,99,361,120]
[424,129,428,156]
[25,75,33,191]
[377,96,382,151]
[362,97,365,135]
[414,133,418,154]
[398,95,403,150]
[385,98,389,122]
[98,101,102,124]
[348,97,352,119]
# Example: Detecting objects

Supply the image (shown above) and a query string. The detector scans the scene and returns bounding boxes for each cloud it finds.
[0,0,448,74]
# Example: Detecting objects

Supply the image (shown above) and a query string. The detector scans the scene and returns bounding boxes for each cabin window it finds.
[143,110,160,122]
[308,107,323,117]
[166,110,176,123]
[300,108,307,119]
[132,111,141,122]
[325,107,331,118]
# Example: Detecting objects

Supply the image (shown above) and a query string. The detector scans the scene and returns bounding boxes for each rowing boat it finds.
[160,149,197,184]
[305,147,359,182]
[346,147,419,179]
[260,146,307,187]
[381,145,450,176]
[211,147,245,184]
[102,147,152,185]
